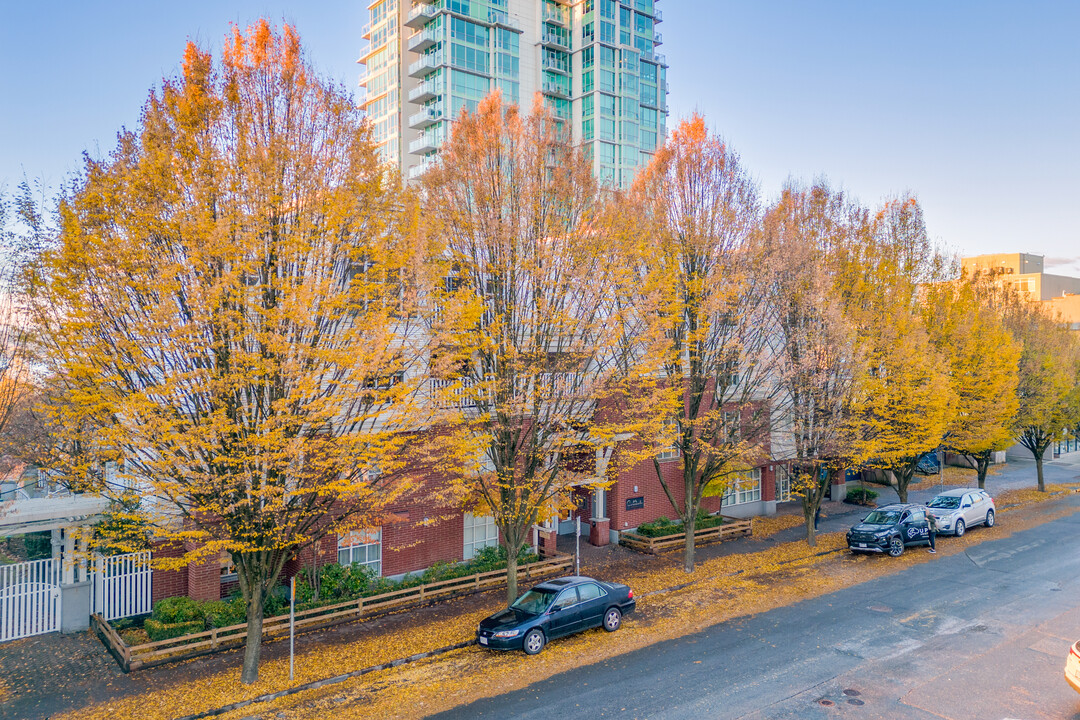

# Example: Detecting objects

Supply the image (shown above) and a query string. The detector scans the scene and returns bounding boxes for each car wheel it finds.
[954,519,966,537]
[887,536,904,557]
[522,628,545,655]
[603,607,622,632]
[985,510,995,528]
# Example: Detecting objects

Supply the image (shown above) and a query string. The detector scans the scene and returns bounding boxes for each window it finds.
[463,513,499,559]
[723,468,762,506]
[338,528,382,575]
[657,417,680,461]
[220,551,237,579]
[723,410,741,441]
[775,465,792,502]
[578,582,605,602]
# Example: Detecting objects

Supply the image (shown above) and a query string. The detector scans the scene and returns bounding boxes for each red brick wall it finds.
[151,541,187,604]
[186,553,221,603]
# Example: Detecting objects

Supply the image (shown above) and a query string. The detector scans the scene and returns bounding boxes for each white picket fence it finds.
[0,558,61,642]
[92,551,153,622]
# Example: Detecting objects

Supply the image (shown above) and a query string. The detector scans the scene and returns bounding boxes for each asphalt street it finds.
[434,493,1080,720]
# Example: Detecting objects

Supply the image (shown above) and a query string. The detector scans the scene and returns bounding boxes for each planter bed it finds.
[619,516,753,554]
[94,551,573,672]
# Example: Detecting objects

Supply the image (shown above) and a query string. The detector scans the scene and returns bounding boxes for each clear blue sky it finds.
[2,1,1077,274]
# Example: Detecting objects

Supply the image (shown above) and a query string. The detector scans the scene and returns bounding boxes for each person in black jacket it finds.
[927,512,939,554]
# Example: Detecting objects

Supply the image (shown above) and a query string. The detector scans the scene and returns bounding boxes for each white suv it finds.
[926,489,995,537]
[1066,639,1080,694]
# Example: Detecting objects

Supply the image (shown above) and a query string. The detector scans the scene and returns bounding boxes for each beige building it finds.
[961,252,1080,329]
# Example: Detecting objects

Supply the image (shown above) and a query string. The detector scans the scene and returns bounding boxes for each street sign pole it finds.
[289,576,296,682]
[575,516,581,575]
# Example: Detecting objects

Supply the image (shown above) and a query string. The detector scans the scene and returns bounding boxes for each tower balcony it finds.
[541,30,571,51]
[408,26,441,53]
[405,3,439,29]
[408,105,445,129]
[409,133,442,155]
[408,79,440,103]
[408,53,443,78]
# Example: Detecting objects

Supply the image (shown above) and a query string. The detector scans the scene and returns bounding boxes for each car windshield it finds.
[511,589,557,615]
[928,496,961,509]
[862,510,900,525]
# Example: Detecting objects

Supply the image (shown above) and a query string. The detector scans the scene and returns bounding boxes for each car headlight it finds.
[493,629,521,638]
[874,530,892,538]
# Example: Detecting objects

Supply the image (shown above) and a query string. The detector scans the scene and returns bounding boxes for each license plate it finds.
[858,543,867,548]
[479,636,488,645]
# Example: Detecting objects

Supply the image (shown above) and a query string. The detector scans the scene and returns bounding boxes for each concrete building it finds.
[962,253,1080,329]
[359,0,668,184]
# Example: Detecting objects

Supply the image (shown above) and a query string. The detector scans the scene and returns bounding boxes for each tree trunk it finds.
[505,547,519,605]
[240,588,265,685]
[683,510,697,573]
[803,496,817,548]
[975,452,990,490]
[1035,452,1045,492]
[894,461,916,503]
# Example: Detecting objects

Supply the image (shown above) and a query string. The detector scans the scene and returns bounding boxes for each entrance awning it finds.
[0,495,111,535]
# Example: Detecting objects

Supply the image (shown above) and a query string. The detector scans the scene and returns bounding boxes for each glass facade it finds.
[360,0,668,185]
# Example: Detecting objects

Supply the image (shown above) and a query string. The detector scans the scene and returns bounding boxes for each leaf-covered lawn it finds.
[54,483,1080,720]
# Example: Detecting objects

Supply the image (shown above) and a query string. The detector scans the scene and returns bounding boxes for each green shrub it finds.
[203,598,246,628]
[635,511,723,538]
[845,487,878,505]
[144,618,204,641]
[152,595,205,624]
[23,532,52,560]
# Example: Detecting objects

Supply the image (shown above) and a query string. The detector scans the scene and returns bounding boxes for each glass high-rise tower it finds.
[359,0,668,185]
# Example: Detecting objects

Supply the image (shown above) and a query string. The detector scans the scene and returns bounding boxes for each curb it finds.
[175,544,848,719]
[175,639,477,720]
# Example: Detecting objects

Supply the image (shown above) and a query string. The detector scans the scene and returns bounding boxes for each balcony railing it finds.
[408,105,444,129]
[408,133,442,155]
[542,4,568,25]
[405,3,439,28]
[408,53,444,78]
[408,79,440,103]
[429,377,479,409]
[541,80,570,98]
[407,26,442,53]
[541,55,570,75]
[541,30,571,51]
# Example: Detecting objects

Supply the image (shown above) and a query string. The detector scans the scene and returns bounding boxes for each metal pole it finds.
[575,516,580,575]
[939,449,944,492]
[289,576,296,682]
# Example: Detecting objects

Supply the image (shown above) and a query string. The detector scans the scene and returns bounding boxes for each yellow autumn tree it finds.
[844,197,954,503]
[618,116,776,572]
[922,275,1020,488]
[28,22,426,684]
[763,181,866,546]
[420,93,627,602]
[1005,292,1080,491]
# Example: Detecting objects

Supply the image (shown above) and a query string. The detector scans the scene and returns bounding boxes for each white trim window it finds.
[657,417,681,461]
[775,465,792,503]
[463,513,499,560]
[338,528,382,575]
[723,468,762,506]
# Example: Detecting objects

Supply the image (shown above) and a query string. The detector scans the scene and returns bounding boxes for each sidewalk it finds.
[4,457,1078,720]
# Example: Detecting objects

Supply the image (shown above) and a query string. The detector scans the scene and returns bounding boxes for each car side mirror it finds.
[961,503,971,509]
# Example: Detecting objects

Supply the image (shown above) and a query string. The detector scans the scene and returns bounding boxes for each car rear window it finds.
[577,583,604,602]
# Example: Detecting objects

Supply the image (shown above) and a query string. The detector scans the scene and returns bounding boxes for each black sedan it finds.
[477,575,635,654]
[846,503,932,557]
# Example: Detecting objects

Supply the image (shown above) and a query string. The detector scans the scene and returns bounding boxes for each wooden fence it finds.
[619,516,753,554]
[94,551,572,672]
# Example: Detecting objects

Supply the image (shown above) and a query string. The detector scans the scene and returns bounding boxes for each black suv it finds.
[846,503,932,557]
